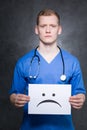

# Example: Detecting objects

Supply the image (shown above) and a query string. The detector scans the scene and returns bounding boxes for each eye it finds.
[40,25,46,28]
[50,24,57,28]
[52,93,55,96]
[42,93,45,96]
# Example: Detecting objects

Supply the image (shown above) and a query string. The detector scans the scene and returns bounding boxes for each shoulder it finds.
[15,49,34,67]
[61,49,81,71]
[19,49,34,61]
[61,49,82,76]
[61,49,79,63]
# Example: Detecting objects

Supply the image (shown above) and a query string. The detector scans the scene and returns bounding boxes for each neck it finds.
[37,43,60,63]
[38,43,59,54]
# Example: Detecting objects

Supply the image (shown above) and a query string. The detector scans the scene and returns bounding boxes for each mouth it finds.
[45,35,52,37]
[37,99,62,107]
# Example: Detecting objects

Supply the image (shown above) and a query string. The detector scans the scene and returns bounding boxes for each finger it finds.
[15,103,25,107]
[15,94,30,107]
[15,98,29,107]
[16,94,30,102]
[69,96,81,100]
[70,94,85,101]
[69,98,84,105]
[72,105,82,109]
[70,102,83,109]
[69,100,82,104]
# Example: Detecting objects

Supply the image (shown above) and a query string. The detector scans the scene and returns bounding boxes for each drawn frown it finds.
[37,93,62,107]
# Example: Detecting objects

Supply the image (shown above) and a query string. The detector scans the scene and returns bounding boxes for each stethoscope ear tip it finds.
[29,75,37,79]
[29,76,33,79]
[60,75,66,81]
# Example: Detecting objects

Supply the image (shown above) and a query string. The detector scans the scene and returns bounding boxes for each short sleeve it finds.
[70,59,86,95]
[9,61,27,94]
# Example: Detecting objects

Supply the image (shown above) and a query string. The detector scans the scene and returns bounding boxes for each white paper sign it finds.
[28,84,71,115]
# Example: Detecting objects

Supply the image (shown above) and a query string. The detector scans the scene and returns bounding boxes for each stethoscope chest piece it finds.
[60,74,66,81]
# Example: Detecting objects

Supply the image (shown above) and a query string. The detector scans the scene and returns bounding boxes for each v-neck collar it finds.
[36,50,60,64]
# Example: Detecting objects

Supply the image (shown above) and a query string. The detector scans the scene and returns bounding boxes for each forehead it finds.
[38,15,58,24]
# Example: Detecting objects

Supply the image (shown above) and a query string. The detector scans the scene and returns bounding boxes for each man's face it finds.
[35,15,62,45]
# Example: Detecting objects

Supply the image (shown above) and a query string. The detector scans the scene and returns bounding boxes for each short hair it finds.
[36,9,60,25]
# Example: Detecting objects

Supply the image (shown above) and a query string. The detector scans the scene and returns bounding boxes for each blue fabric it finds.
[9,49,86,130]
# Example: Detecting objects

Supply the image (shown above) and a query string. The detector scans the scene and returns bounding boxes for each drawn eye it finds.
[42,93,45,96]
[52,93,55,96]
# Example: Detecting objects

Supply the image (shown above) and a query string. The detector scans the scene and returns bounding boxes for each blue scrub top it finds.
[9,49,86,130]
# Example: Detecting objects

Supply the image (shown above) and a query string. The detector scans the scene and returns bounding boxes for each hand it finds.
[10,94,30,108]
[69,94,85,109]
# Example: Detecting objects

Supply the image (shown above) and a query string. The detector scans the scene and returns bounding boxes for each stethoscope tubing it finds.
[58,46,65,75]
[29,46,66,81]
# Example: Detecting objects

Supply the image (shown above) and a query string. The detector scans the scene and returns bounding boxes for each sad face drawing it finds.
[28,84,71,115]
[37,92,62,107]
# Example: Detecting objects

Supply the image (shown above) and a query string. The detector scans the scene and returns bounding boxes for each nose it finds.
[46,26,51,33]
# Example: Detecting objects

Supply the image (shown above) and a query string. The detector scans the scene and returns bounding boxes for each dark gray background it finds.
[0,0,87,130]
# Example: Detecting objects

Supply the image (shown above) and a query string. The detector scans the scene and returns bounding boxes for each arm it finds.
[10,93,30,108]
[69,58,86,109]
[9,60,30,107]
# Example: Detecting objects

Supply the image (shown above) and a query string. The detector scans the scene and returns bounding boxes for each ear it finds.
[58,25,62,35]
[35,25,38,35]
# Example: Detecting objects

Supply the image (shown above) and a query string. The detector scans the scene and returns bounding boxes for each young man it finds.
[9,9,86,130]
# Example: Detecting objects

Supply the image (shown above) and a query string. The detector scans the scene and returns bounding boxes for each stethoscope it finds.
[29,46,66,81]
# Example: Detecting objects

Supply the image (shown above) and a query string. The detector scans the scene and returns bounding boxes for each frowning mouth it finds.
[37,99,62,107]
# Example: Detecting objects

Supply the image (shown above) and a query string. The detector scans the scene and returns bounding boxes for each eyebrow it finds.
[39,24,58,26]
